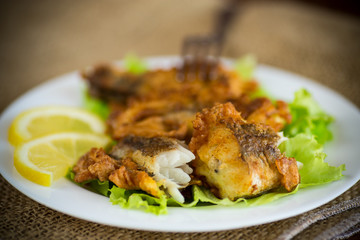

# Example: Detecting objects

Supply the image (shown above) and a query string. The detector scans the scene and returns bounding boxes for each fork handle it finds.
[213,0,241,42]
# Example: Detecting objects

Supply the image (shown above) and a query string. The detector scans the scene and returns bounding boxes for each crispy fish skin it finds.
[110,135,178,172]
[110,135,193,183]
[189,103,299,200]
[111,135,177,157]
[73,148,162,198]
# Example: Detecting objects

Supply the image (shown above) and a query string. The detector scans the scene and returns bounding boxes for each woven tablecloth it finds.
[1,1,359,239]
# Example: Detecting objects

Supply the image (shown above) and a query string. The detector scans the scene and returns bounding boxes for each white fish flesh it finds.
[110,135,195,203]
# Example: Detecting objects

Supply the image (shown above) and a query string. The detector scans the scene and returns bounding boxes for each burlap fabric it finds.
[1,1,359,239]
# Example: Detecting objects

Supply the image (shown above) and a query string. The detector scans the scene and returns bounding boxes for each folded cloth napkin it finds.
[278,196,360,240]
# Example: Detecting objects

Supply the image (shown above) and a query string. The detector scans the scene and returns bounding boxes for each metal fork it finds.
[178,0,240,81]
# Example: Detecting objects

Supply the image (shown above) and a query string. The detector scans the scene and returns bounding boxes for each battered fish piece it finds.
[110,135,195,203]
[73,148,120,182]
[85,64,260,142]
[83,64,258,110]
[232,95,292,132]
[134,66,258,108]
[109,158,161,197]
[83,64,143,105]
[189,103,299,200]
[108,100,195,141]
[73,148,162,198]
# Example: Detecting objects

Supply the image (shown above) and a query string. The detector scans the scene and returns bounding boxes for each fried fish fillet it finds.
[73,148,120,182]
[189,103,299,200]
[73,136,195,202]
[83,64,258,110]
[73,148,162,198]
[110,135,194,203]
[108,157,161,197]
[107,100,195,141]
[232,95,292,132]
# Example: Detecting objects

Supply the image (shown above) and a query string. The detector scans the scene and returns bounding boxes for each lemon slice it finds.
[14,132,111,186]
[8,106,106,145]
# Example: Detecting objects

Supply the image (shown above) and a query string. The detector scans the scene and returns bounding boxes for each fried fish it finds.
[189,102,299,200]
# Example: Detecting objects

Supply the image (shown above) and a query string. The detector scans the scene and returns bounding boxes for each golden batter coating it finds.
[83,64,258,110]
[84,64,265,143]
[73,148,120,182]
[73,148,162,198]
[189,103,299,200]
[232,95,292,132]
[275,155,300,192]
[109,158,161,198]
[107,100,195,141]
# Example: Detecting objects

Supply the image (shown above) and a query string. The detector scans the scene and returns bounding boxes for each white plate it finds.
[1,56,359,232]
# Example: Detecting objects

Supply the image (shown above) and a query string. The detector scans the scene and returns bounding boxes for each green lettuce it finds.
[67,168,298,214]
[234,55,273,100]
[83,90,110,120]
[234,54,257,80]
[67,169,167,214]
[284,89,333,144]
[250,86,274,100]
[124,53,147,75]
[168,185,298,208]
[279,134,345,188]
[66,170,111,196]
[109,187,168,215]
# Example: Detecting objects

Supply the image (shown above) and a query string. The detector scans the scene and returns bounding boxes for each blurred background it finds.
[1,0,360,113]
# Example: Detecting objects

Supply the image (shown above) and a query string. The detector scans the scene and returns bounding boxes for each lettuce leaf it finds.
[124,54,147,75]
[109,187,168,215]
[67,169,167,214]
[166,185,239,208]
[234,54,257,80]
[66,169,111,196]
[279,134,345,187]
[167,185,298,208]
[83,90,110,120]
[250,87,273,99]
[284,89,333,144]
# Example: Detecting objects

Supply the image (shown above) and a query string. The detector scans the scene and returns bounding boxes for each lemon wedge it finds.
[8,106,106,145]
[14,133,111,186]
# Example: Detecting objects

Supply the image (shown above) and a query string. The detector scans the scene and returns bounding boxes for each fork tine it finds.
[179,36,212,81]
[207,36,222,80]
[196,38,212,81]
[179,37,195,81]
[179,37,197,81]
[198,38,212,81]
[179,35,223,82]
[179,0,240,82]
